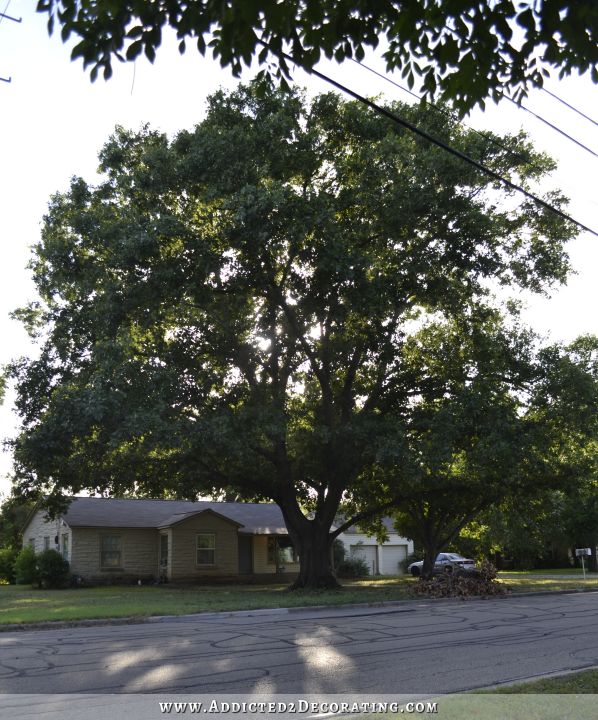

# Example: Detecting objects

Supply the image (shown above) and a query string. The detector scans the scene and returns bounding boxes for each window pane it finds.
[102,536,120,551]
[196,534,215,565]
[102,551,121,567]
[101,536,121,567]
[197,549,215,564]
[197,534,215,549]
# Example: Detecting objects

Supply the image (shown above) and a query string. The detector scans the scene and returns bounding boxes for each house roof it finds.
[60,496,290,534]
[341,517,398,534]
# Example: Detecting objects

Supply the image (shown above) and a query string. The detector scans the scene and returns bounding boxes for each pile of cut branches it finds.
[412,560,509,599]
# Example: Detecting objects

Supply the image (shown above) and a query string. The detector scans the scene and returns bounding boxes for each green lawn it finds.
[484,668,598,694]
[498,576,598,592]
[430,672,598,720]
[499,568,586,575]
[0,577,416,625]
[2,573,598,626]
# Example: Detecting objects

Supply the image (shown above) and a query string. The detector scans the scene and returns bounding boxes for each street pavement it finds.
[1,591,598,695]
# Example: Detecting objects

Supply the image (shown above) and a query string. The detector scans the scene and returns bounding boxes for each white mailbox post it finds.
[575,548,592,579]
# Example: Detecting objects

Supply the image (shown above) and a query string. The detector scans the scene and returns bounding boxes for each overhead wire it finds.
[0,1,11,26]
[271,47,598,239]
[504,96,598,159]
[540,87,598,128]
[350,57,598,222]
[350,58,531,168]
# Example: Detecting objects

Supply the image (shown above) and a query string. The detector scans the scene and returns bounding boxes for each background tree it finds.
[423,336,598,574]
[348,308,550,579]
[457,492,570,570]
[0,493,35,551]
[8,84,575,588]
[37,1,598,113]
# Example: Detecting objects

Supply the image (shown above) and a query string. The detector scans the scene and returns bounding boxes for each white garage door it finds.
[350,544,378,574]
[381,544,408,575]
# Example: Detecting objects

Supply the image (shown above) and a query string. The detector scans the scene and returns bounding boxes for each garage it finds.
[350,544,378,575]
[380,544,408,575]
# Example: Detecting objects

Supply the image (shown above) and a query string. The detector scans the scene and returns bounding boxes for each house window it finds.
[196,534,215,565]
[61,533,70,561]
[267,537,298,565]
[28,538,35,551]
[43,537,50,550]
[100,535,122,568]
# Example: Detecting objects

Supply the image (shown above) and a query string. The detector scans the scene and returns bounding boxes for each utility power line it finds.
[352,57,598,223]
[541,87,598,128]
[0,1,20,84]
[505,96,598,159]
[350,58,531,168]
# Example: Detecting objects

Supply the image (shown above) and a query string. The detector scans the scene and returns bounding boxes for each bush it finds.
[336,555,370,578]
[412,560,508,599]
[0,547,18,584]
[14,546,38,585]
[333,539,346,568]
[400,550,424,574]
[36,549,70,589]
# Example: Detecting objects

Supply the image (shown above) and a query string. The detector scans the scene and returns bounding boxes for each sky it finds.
[1,1,597,497]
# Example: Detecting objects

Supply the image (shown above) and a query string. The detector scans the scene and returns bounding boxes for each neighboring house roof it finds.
[60,497,290,535]
[337,516,398,535]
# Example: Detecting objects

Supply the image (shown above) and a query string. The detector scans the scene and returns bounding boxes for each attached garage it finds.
[350,544,378,575]
[380,544,408,575]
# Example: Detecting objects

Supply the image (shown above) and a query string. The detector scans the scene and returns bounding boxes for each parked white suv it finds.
[408,553,478,577]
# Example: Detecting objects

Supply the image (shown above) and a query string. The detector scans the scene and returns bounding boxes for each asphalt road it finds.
[2,591,598,696]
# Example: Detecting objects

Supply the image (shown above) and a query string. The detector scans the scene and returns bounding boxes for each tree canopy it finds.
[8,83,576,587]
[380,329,598,577]
[37,1,598,113]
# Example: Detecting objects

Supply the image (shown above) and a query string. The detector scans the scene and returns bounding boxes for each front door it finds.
[238,535,253,574]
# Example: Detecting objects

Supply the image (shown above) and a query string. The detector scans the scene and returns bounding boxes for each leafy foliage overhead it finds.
[37,0,598,113]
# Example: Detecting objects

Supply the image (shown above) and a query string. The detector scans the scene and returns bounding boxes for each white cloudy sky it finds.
[1,1,597,497]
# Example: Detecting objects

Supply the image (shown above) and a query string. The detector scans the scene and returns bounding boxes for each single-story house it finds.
[22,497,413,583]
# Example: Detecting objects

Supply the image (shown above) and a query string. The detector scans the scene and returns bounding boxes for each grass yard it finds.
[499,568,586,575]
[2,572,598,626]
[0,576,416,625]
[429,672,598,720]
[497,576,598,593]
[484,668,598,694]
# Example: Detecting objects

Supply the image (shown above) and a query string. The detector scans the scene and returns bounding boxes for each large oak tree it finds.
[8,84,575,587]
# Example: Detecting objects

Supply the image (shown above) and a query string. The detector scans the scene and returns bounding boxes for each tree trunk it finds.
[288,521,340,590]
[421,534,441,581]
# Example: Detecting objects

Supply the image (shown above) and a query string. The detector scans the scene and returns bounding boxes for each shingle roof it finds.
[341,517,397,534]
[61,497,289,534]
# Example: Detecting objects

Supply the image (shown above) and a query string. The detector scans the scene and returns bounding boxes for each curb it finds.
[2,586,597,633]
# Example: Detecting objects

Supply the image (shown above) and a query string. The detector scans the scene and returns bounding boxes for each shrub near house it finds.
[14,546,37,585]
[0,548,18,584]
[12,546,70,588]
